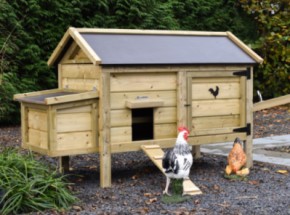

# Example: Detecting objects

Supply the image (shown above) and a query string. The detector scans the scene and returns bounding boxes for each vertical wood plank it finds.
[58,64,62,89]
[21,104,29,146]
[91,102,98,149]
[48,106,57,152]
[99,71,112,187]
[245,67,253,168]
[186,74,201,158]
[177,70,187,126]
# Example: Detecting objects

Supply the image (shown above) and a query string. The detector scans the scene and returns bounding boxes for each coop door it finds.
[186,71,247,136]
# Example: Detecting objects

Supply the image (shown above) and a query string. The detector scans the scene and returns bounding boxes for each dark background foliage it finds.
[0,0,289,124]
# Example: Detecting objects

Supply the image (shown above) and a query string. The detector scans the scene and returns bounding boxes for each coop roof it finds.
[48,27,263,66]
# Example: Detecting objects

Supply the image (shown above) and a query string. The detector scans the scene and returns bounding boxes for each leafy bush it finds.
[239,0,290,98]
[0,149,77,215]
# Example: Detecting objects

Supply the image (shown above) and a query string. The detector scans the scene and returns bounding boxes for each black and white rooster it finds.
[162,126,193,196]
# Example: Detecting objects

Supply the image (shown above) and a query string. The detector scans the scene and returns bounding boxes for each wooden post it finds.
[245,67,253,167]
[58,156,70,173]
[99,71,112,187]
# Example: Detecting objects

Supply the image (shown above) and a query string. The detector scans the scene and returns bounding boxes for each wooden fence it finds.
[253,94,290,112]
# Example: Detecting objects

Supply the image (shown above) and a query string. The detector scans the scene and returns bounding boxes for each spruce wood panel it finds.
[154,107,177,124]
[28,129,48,149]
[110,126,131,143]
[110,91,176,110]
[177,71,187,126]
[56,131,92,150]
[110,109,131,127]
[60,64,100,91]
[61,78,99,91]
[192,99,240,117]
[57,112,92,133]
[190,127,241,136]
[57,105,91,114]
[110,72,176,92]
[192,80,240,100]
[61,64,100,79]
[154,123,177,139]
[191,77,240,83]
[48,148,98,157]
[192,115,240,130]
[59,42,91,64]
[28,109,48,131]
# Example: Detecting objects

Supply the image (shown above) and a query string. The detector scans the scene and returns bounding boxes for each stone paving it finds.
[201,134,290,167]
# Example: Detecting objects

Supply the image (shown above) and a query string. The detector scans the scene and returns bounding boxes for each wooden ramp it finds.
[141,145,202,195]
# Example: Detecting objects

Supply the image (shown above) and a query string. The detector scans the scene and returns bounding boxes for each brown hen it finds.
[225,137,247,175]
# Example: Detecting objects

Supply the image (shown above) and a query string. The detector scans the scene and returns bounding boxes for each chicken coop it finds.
[14,27,263,189]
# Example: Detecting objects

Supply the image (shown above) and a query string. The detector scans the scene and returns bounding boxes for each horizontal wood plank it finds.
[192,99,240,117]
[57,112,92,133]
[110,72,176,92]
[56,131,93,150]
[61,64,99,79]
[61,78,99,91]
[154,123,177,139]
[192,115,240,130]
[111,126,131,143]
[111,91,176,110]
[154,107,177,124]
[110,110,131,127]
[57,105,91,114]
[192,81,240,100]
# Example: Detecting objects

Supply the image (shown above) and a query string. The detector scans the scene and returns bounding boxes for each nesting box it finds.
[14,28,263,188]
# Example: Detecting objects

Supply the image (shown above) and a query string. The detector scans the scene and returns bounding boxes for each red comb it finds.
[178,126,189,133]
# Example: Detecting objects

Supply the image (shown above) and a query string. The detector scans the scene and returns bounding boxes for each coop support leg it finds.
[58,156,70,174]
[100,152,111,188]
[192,145,201,159]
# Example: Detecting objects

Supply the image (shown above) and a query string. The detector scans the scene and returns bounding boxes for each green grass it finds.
[0,148,77,215]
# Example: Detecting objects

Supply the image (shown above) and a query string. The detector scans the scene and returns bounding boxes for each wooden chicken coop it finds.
[14,27,263,189]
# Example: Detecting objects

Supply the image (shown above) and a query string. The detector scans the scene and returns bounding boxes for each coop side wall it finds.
[57,41,101,91]
[20,99,99,157]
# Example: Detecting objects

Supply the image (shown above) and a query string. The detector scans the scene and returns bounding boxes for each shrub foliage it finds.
[0,149,77,214]
[0,0,288,123]
[239,0,290,99]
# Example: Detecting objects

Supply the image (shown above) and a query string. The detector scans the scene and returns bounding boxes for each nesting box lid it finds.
[48,27,263,66]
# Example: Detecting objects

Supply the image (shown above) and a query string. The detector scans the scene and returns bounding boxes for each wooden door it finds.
[186,70,248,136]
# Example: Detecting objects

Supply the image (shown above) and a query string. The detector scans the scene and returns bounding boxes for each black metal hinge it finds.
[233,67,251,80]
[233,123,251,136]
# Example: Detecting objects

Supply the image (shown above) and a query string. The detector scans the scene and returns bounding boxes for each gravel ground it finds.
[0,106,290,215]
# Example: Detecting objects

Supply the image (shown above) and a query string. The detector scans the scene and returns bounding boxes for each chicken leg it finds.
[163,176,171,196]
